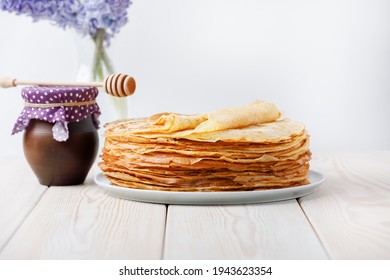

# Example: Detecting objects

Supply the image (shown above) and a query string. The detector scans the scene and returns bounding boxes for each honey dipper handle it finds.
[0,77,17,88]
[0,77,103,88]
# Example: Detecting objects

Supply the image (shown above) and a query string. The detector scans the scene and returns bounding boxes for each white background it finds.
[1,0,389,157]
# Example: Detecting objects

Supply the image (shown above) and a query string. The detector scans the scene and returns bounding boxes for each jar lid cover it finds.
[12,86,101,141]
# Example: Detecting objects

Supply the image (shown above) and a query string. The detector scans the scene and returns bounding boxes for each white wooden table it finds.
[0,152,389,259]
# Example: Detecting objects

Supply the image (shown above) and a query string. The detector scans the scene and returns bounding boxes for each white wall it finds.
[1,0,389,157]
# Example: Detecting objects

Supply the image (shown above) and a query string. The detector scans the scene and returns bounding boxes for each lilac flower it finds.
[0,0,133,43]
[55,1,85,32]
[82,0,132,41]
[0,0,61,21]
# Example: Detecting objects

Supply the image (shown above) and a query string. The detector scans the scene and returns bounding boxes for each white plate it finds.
[94,170,324,205]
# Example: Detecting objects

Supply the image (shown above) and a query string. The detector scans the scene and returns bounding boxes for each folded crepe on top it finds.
[129,100,281,135]
[99,100,311,192]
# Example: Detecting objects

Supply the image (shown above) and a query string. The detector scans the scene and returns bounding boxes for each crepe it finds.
[193,100,281,133]
[134,113,208,134]
[99,101,311,192]
[127,100,281,136]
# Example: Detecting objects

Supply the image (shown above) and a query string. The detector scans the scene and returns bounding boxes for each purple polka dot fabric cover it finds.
[12,86,101,142]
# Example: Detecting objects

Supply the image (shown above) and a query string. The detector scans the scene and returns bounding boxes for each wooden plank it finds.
[0,157,47,251]
[300,151,390,259]
[164,200,328,259]
[0,176,167,259]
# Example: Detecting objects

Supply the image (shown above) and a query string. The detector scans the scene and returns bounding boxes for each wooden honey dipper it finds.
[0,73,136,97]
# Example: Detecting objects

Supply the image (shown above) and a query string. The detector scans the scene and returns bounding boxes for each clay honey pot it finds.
[12,86,101,186]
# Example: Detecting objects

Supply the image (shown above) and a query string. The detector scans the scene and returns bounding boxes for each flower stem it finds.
[91,28,128,119]
[92,28,106,81]
[102,49,115,74]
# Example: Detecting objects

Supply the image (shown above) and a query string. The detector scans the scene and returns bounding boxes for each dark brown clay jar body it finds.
[23,116,98,186]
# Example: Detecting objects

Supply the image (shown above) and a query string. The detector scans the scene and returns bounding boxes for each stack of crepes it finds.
[99,100,311,192]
